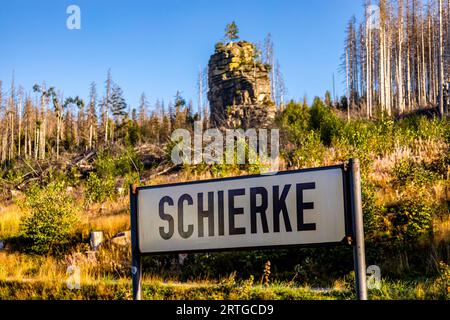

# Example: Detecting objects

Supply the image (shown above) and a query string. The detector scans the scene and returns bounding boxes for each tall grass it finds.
[0,205,23,239]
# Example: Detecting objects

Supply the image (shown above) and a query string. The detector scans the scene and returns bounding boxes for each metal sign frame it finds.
[130,159,367,300]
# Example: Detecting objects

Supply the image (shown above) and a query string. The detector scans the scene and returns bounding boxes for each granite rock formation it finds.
[207,41,276,129]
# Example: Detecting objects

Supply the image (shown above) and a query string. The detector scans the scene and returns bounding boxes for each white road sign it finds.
[135,166,348,254]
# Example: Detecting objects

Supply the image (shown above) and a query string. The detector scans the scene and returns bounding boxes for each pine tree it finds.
[225,21,239,43]
[109,83,127,141]
[111,84,127,123]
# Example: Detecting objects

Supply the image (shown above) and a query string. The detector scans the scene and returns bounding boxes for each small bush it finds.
[309,98,343,146]
[384,197,434,241]
[279,100,310,138]
[393,159,440,187]
[94,149,142,178]
[20,183,79,255]
[283,131,325,168]
[278,101,325,168]
[361,181,381,238]
[84,172,116,204]
[434,262,450,299]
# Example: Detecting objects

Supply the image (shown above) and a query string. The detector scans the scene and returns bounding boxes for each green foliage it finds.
[20,183,78,255]
[1,162,23,184]
[279,100,310,138]
[215,42,225,52]
[279,98,367,168]
[2,276,449,300]
[84,149,142,204]
[125,119,140,146]
[361,181,381,238]
[384,197,434,241]
[393,159,440,187]
[67,166,82,186]
[85,172,116,204]
[435,262,450,299]
[283,131,325,168]
[278,100,326,168]
[397,116,448,141]
[309,97,343,146]
[111,84,127,121]
[225,21,239,42]
[93,149,142,178]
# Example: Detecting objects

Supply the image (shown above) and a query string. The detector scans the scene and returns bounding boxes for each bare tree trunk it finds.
[439,0,445,117]
[346,49,351,121]
[39,83,46,160]
[398,0,405,113]
[34,125,39,160]
[89,124,93,149]
[380,14,386,114]
[104,69,112,144]
[8,101,13,161]
[1,133,6,163]
[56,117,61,159]
[428,12,435,105]
[366,21,372,118]
[386,21,392,116]
[198,67,203,121]
[407,19,412,110]
[421,20,427,105]
[18,96,22,157]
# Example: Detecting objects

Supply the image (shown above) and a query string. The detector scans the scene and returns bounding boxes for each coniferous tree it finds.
[225,21,239,42]
[110,84,127,122]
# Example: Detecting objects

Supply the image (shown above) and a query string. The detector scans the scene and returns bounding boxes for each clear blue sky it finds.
[0,0,364,112]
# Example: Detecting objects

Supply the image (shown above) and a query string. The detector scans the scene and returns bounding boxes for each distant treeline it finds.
[0,70,206,163]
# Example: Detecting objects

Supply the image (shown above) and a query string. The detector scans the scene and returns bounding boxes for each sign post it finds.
[348,159,368,300]
[130,160,367,300]
[130,184,142,300]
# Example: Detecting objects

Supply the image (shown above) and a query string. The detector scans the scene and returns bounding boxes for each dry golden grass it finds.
[368,138,447,189]
[0,252,62,281]
[80,214,130,239]
[0,195,131,242]
[0,245,130,283]
[410,138,448,163]
[85,197,128,217]
[0,204,25,239]
[434,215,450,243]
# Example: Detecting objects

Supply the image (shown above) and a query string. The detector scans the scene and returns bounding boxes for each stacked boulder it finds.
[207,41,276,129]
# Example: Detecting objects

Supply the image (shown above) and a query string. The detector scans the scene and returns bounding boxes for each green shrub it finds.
[93,149,142,178]
[309,98,343,146]
[283,131,325,168]
[278,100,326,168]
[434,262,450,300]
[384,197,434,241]
[85,172,116,204]
[361,181,381,238]
[393,159,440,187]
[426,151,450,178]
[2,161,23,184]
[397,116,447,141]
[279,100,310,139]
[20,183,79,255]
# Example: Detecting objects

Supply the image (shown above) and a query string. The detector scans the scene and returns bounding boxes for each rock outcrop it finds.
[207,41,276,129]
